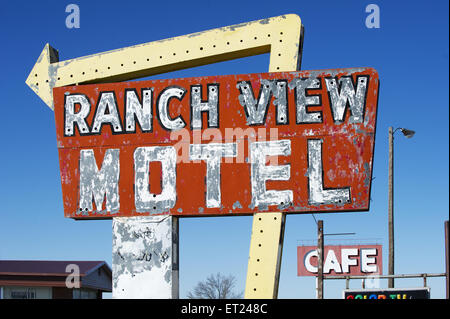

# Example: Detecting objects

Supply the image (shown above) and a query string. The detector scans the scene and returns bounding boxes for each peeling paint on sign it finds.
[53,68,379,219]
[112,216,176,298]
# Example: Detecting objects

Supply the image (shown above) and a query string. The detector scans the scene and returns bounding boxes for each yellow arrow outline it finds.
[25,14,303,110]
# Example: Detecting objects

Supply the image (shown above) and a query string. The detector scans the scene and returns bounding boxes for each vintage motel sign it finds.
[26,13,380,299]
[52,67,379,219]
[27,13,307,300]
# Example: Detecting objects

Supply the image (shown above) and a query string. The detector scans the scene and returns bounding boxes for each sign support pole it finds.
[244,26,303,298]
[112,216,179,298]
[245,213,286,298]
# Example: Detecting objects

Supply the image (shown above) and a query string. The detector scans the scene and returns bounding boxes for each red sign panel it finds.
[297,244,383,276]
[53,68,379,219]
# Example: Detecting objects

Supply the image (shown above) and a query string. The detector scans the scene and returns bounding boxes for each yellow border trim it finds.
[245,212,286,298]
[26,14,303,109]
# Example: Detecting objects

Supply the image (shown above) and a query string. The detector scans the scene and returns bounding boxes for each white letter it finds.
[324,249,342,274]
[307,139,351,205]
[250,140,293,209]
[361,248,378,273]
[189,143,237,208]
[134,146,177,213]
[289,77,322,123]
[341,248,358,273]
[65,4,80,29]
[365,4,380,29]
[157,86,186,131]
[325,76,368,124]
[79,149,120,214]
[125,89,153,132]
[190,84,219,129]
[237,80,271,125]
[92,92,123,133]
[65,94,90,136]
[237,80,289,125]
[304,250,318,273]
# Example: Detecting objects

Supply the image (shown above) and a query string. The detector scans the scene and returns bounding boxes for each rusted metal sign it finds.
[297,244,382,276]
[53,67,379,219]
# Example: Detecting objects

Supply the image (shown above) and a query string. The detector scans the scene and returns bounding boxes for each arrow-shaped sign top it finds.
[26,14,303,110]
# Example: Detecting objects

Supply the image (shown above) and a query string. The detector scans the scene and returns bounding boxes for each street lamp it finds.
[388,126,415,288]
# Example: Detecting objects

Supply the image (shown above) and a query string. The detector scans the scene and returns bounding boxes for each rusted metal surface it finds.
[53,67,379,219]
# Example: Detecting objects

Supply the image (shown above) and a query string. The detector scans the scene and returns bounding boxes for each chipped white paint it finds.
[325,76,368,124]
[273,80,289,124]
[125,89,153,132]
[190,84,219,129]
[157,87,187,131]
[189,143,237,208]
[250,140,293,209]
[112,216,178,299]
[79,149,120,214]
[64,94,90,136]
[289,77,322,124]
[307,139,350,205]
[237,80,272,125]
[134,146,177,213]
[237,79,289,126]
[91,92,123,133]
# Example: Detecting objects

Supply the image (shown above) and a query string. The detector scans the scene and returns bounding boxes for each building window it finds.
[73,288,97,299]
[10,288,36,299]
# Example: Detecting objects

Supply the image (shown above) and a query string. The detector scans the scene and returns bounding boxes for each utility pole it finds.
[445,220,449,299]
[317,220,324,299]
[388,126,415,289]
[388,127,395,288]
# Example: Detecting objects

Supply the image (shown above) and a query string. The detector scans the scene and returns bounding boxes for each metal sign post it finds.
[112,216,179,298]
[317,220,324,299]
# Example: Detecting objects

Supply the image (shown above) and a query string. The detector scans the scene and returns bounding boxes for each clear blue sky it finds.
[0,0,448,299]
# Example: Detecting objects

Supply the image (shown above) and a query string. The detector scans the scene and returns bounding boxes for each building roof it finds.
[0,260,111,276]
[0,260,109,276]
[0,260,112,291]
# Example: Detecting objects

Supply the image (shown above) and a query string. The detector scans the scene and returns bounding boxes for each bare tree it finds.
[187,273,243,299]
